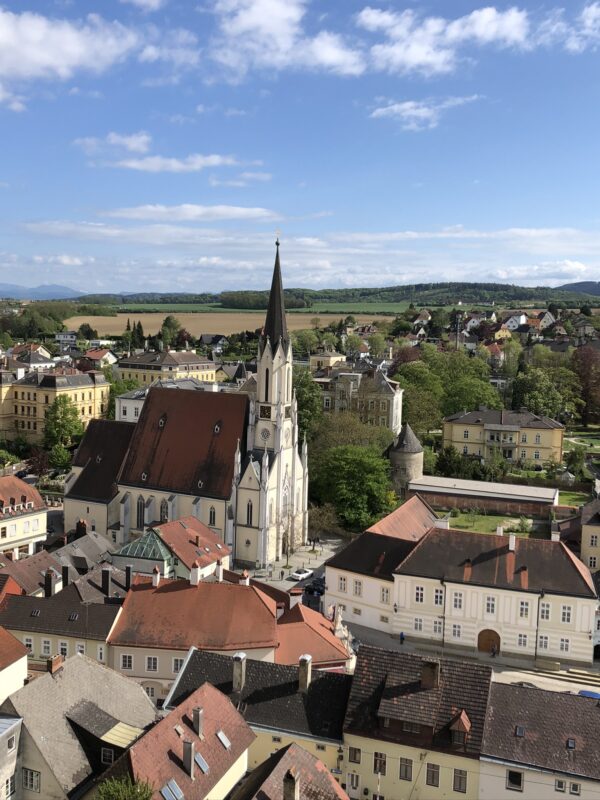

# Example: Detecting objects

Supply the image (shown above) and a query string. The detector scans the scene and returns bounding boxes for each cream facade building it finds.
[0,477,47,560]
[118,349,216,384]
[443,408,564,464]
[578,498,600,573]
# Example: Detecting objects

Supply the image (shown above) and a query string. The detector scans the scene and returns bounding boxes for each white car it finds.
[290,567,314,581]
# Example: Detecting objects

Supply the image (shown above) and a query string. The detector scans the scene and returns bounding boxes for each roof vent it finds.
[197,479,203,489]
[69,612,79,621]
[159,414,167,429]
[141,472,147,482]
[30,609,40,618]
[567,738,576,750]
[214,423,221,434]
[96,455,102,464]
[515,725,525,738]
[216,730,231,749]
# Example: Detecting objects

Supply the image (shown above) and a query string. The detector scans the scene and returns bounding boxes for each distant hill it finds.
[559,281,600,296]
[0,283,81,300]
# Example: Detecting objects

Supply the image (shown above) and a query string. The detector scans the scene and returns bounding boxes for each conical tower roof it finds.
[263,239,288,351]
[392,423,423,454]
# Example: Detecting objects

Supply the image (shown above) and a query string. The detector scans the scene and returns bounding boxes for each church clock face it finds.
[260,427,271,441]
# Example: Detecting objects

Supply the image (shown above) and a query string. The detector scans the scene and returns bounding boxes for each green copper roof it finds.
[115,530,171,561]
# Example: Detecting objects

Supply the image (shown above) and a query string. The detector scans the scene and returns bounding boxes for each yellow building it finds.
[309,351,346,371]
[118,350,216,385]
[443,408,564,465]
[0,476,47,559]
[578,498,600,573]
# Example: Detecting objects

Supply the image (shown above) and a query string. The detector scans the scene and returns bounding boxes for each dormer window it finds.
[451,730,466,746]
[402,721,421,734]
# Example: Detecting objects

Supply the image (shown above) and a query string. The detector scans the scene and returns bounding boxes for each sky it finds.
[1,1,600,293]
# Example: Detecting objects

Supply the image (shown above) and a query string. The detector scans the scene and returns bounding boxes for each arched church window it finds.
[247,500,253,527]
[136,496,145,530]
[160,499,169,523]
[209,506,216,527]
[265,369,269,403]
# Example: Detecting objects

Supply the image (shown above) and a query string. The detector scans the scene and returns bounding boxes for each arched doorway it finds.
[478,629,501,655]
[594,644,600,661]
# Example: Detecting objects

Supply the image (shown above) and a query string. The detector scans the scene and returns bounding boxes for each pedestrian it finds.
[400,631,405,645]
[491,643,497,658]
[280,569,284,581]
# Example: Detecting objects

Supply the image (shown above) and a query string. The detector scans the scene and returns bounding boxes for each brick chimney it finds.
[233,652,247,693]
[520,565,529,590]
[101,566,112,597]
[195,534,201,547]
[192,707,203,738]
[420,660,440,690]
[47,654,64,674]
[299,654,312,692]
[152,565,160,588]
[508,533,516,552]
[44,569,58,598]
[61,564,70,588]
[463,558,472,583]
[190,559,201,586]
[496,525,504,537]
[183,740,195,779]
[283,768,300,800]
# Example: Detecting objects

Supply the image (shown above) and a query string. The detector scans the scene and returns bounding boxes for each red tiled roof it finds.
[0,574,23,601]
[120,387,248,499]
[84,348,112,359]
[0,476,45,515]
[275,604,349,667]
[108,577,278,651]
[367,494,438,541]
[0,624,28,670]
[126,682,255,800]
[154,516,231,570]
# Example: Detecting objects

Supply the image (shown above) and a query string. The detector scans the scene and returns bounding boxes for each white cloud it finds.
[112,153,238,172]
[239,171,271,181]
[73,130,152,154]
[32,253,95,266]
[211,0,365,78]
[120,0,167,11]
[371,95,481,130]
[139,28,200,68]
[103,203,279,221]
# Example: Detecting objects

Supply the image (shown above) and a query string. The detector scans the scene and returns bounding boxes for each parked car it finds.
[290,567,314,581]
[305,581,325,596]
[16,469,28,479]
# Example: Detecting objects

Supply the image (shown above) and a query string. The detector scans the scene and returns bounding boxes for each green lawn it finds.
[564,426,600,454]
[559,490,591,507]
[439,511,548,538]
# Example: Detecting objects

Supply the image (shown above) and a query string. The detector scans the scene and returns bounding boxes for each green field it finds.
[559,490,591,507]
[563,426,600,454]
[118,303,225,313]
[114,300,474,315]
[445,511,548,538]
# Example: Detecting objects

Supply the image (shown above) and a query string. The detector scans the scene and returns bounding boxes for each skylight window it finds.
[217,730,231,750]
[216,543,222,549]
[30,609,40,617]
[195,752,209,774]
[166,779,183,800]
[567,738,576,750]
[515,726,525,738]
[69,612,79,621]
[160,787,176,800]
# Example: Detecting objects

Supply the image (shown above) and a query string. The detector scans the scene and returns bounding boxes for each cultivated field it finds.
[64,311,393,337]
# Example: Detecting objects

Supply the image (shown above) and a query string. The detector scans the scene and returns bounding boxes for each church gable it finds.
[120,387,248,499]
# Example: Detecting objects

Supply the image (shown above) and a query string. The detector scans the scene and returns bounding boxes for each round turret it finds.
[389,423,424,494]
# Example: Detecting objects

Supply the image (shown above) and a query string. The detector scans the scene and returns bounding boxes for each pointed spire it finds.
[263,238,289,352]
[392,423,423,454]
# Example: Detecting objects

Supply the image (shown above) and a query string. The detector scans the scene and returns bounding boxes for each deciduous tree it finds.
[43,395,84,449]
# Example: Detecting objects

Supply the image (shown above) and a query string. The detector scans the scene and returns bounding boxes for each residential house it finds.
[342,646,492,800]
[117,350,216,385]
[314,369,403,434]
[14,350,55,371]
[443,407,564,464]
[114,377,208,422]
[82,348,118,368]
[53,530,115,575]
[309,351,346,371]
[199,333,229,354]
[164,648,352,775]
[412,310,432,327]
[0,550,61,596]
[573,318,595,338]
[0,714,21,799]
[111,516,232,578]
[10,343,52,360]
[0,476,47,560]
[575,498,600,573]
[55,331,78,349]
[0,625,28,703]
[0,654,156,798]
[65,244,309,568]
[98,682,255,800]
[230,742,349,800]
[503,313,528,331]
[536,310,556,329]
[494,325,513,342]
[481,683,600,799]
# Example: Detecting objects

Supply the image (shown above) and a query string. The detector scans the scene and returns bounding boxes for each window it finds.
[521,433,527,443]
[353,579,362,597]
[570,783,581,796]
[538,635,549,650]
[338,576,347,592]
[22,769,40,793]
[246,500,253,527]
[136,495,145,529]
[173,658,184,674]
[535,433,541,444]
[415,585,424,603]
[145,686,155,699]
[76,643,85,655]
[121,654,133,671]
[519,601,529,619]
[561,605,572,624]
[426,763,440,787]
[5,775,15,797]
[348,747,361,764]
[316,744,326,752]
[463,445,468,455]
[486,596,496,614]
[453,592,463,610]
[272,736,282,743]
[402,721,420,733]
[324,397,331,409]
[534,450,540,460]
[518,634,528,648]
[100,747,114,765]
[24,637,32,653]
[590,556,597,569]
[506,770,524,792]
[453,769,467,793]
[209,506,216,527]
[146,656,158,672]
[380,615,389,624]
[463,429,469,439]
[380,587,390,604]
[520,449,527,459]
[540,602,550,621]
[452,624,461,639]
[591,534,598,547]
[433,619,443,635]
[352,608,362,616]
[41,639,51,657]
[160,499,169,523]
[399,758,412,781]
[59,641,68,657]
[97,645,105,662]
[555,779,566,793]
[414,618,423,632]
[434,588,444,606]
[560,638,570,653]
[373,752,386,776]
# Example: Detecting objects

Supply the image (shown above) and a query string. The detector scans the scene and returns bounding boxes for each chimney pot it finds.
[241,569,250,587]
[508,533,516,552]
[152,565,160,588]
[195,534,200,547]
[192,707,203,738]
[233,651,247,693]
[47,654,64,674]
[125,564,133,591]
[182,739,195,780]
[299,654,312,692]
[420,660,440,690]
[101,566,111,597]
[283,768,300,800]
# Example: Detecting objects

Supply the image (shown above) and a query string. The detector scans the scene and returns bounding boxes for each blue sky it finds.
[1,0,600,292]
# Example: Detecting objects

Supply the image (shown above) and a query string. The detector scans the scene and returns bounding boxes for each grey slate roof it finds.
[444,408,564,429]
[165,648,352,742]
[326,532,416,582]
[0,655,156,795]
[391,423,423,454]
[68,420,135,503]
[344,645,492,757]
[483,683,600,781]
[54,530,116,573]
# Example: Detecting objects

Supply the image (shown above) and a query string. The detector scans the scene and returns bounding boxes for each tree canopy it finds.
[43,395,84,449]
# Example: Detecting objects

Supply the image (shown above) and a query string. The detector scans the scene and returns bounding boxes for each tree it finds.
[436,446,464,478]
[580,305,593,317]
[321,332,338,351]
[293,329,318,358]
[292,366,323,440]
[566,446,586,479]
[368,333,386,358]
[512,368,565,419]
[0,449,16,467]
[309,412,394,459]
[572,346,600,426]
[78,323,98,340]
[97,777,153,800]
[161,315,181,346]
[443,377,502,416]
[401,386,443,437]
[311,445,395,529]
[43,395,84,449]
[49,443,72,470]
[343,333,362,358]
[27,447,49,475]
[501,338,523,378]
[103,367,140,420]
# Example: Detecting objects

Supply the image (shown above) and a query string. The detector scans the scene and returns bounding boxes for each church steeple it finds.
[263,239,288,352]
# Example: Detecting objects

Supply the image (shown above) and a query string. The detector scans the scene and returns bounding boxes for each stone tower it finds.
[389,423,423,494]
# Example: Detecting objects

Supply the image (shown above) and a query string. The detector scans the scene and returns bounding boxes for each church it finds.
[63,242,309,568]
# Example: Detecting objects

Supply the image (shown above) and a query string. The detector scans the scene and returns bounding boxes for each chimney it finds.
[44,569,57,598]
[192,707,204,738]
[434,517,450,530]
[520,565,529,590]
[288,587,303,609]
[420,660,440,690]
[101,566,111,597]
[47,654,64,674]
[283,768,300,800]
[299,654,312,692]
[195,534,201,547]
[190,560,201,586]
[233,652,247,693]
[551,531,560,542]
[61,564,70,588]
[496,525,504,537]
[125,564,133,591]
[463,558,472,583]
[182,740,195,780]
[216,559,223,582]
[508,533,516,552]
[152,565,160,588]
[241,570,250,587]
